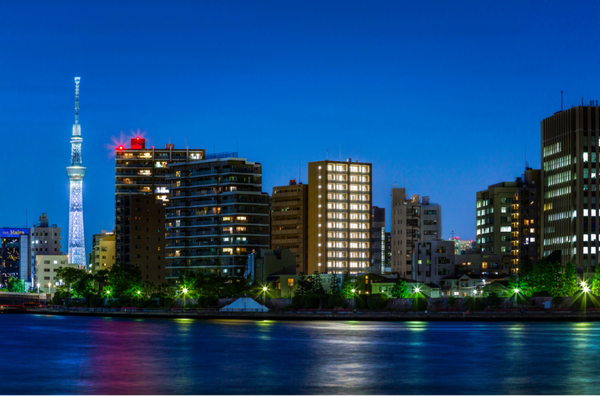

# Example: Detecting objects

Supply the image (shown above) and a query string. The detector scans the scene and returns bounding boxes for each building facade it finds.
[412,240,455,284]
[421,197,442,241]
[270,180,308,274]
[35,255,72,293]
[307,160,372,275]
[0,228,31,286]
[476,182,519,255]
[541,105,600,270]
[114,138,206,284]
[511,168,541,272]
[371,206,386,274]
[390,188,422,278]
[31,214,62,283]
[165,157,270,278]
[89,230,116,274]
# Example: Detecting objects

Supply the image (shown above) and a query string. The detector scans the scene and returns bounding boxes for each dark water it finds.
[1,315,600,394]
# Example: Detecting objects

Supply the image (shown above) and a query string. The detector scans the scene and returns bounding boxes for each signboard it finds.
[0,228,29,238]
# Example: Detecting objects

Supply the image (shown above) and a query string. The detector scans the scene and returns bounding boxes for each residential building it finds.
[476,182,520,255]
[0,228,31,286]
[412,239,455,284]
[114,137,206,284]
[384,232,391,274]
[371,206,386,274]
[421,197,442,241]
[449,236,475,255]
[89,231,116,274]
[30,214,62,282]
[270,180,308,273]
[540,105,600,270]
[390,188,421,278]
[35,255,73,293]
[511,168,541,272]
[247,248,297,287]
[454,252,511,276]
[307,159,372,275]
[165,156,269,278]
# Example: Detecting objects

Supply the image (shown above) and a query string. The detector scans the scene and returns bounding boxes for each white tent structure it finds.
[220,297,269,312]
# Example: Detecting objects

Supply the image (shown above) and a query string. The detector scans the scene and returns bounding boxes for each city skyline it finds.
[3,1,600,255]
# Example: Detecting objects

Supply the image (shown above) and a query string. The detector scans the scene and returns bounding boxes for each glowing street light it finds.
[182,288,188,294]
[137,290,141,295]
[583,286,590,293]
[513,288,520,294]
[351,289,356,293]
[581,281,587,288]
[415,287,421,293]
[262,286,268,292]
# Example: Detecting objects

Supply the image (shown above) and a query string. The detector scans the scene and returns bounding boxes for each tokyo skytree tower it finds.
[66,77,86,267]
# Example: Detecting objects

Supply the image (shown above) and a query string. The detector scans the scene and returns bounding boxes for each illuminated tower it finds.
[66,77,86,267]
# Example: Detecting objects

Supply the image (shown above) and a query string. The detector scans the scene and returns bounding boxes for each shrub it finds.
[551,296,564,308]
[328,294,345,309]
[467,297,484,311]
[531,291,551,297]
[367,293,389,310]
[570,294,600,311]
[486,292,501,308]
[303,294,320,309]
[447,296,456,306]
[89,294,104,308]
[291,295,302,309]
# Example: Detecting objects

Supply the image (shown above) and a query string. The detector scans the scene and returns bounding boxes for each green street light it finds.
[583,286,590,293]
[106,290,110,295]
[182,288,188,294]
[513,288,520,294]
[263,286,268,292]
[581,281,587,288]
[415,287,421,293]
[351,289,356,293]
[137,290,141,295]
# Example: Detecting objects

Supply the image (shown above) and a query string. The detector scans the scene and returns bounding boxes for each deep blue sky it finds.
[1,1,599,257]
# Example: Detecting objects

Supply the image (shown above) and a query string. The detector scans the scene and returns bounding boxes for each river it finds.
[1,314,599,394]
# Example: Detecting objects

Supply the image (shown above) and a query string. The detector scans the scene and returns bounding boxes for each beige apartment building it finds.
[90,230,116,274]
[390,188,422,278]
[308,159,372,275]
[35,255,77,293]
[270,180,308,274]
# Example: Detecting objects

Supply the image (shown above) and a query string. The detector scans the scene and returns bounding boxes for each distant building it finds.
[448,237,475,255]
[413,240,455,284]
[391,189,442,278]
[89,231,116,274]
[511,168,541,271]
[0,228,31,286]
[30,214,62,283]
[248,248,297,287]
[308,160,373,275]
[270,180,308,274]
[385,232,391,273]
[114,138,206,284]
[371,206,386,274]
[166,156,270,278]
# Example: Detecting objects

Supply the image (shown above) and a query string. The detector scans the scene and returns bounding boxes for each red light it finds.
[119,146,123,150]
[136,137,140,140]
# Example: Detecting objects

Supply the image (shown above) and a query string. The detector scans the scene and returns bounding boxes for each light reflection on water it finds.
[2,316,600,394]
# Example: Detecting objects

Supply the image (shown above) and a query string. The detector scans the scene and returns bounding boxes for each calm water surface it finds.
[1,314,599,394]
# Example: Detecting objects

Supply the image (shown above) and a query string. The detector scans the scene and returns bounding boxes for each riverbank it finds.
[20,307,600,321]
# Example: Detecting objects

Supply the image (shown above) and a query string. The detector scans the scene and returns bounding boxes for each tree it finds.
[486,292,501,308]
[390,278,409,298]
[107,264,142,297]
[6,277,25,293]
[297,272,310,296]
[330,274,341,295]
[562,262,578,296]
[340,272,354,298]
[592,268,600,296]
[311,271,326,296]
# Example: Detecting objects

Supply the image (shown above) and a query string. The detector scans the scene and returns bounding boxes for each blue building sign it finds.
[0,229,29,238]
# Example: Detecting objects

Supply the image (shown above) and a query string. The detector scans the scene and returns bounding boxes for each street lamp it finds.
[181,287,188,309]
[583,286,590,293]
[351,289,356,311]
[137,290,141,307]
[262,286,268,306]
[48,282,52,295]
[415,287,421,294]
[581,281,587,288]
[37,282,40,294]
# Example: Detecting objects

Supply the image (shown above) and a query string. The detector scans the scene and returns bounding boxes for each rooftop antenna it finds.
[561,90,563,111]
[74,77,80,125]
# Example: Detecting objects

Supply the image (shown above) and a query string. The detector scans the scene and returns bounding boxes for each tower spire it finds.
[74,77,80,125]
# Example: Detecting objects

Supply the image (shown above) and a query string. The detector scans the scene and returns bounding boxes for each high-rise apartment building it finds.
[270,180,308,274]
[421,197,442,241]
[114,138,205,284]
[165,157,269,278]
[391,189,442,278]
[511,168,541,271]
[476,182,519,255]
[308,160,372,275]
[371,206,386,274]
[477,171,541,273]
[541,105,600,270]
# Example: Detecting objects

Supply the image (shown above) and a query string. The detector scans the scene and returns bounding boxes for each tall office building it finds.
[115,137,205,283]
[165,156,269,278]
[308,160,372,275]
[476,182,519,255]
[391,189,442,278]
[66,77,86,267]
[270,180,308,274]
[371,206,386,274]
[31,214,62,284]
[541,104,600,269]
[511,168,541,271]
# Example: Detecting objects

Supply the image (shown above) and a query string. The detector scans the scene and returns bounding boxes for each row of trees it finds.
[509,258,600,297]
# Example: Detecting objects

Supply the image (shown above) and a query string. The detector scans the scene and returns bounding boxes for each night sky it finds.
[1,1,599,257]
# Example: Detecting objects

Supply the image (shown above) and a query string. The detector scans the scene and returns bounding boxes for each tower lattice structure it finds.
[66,77,86,267]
